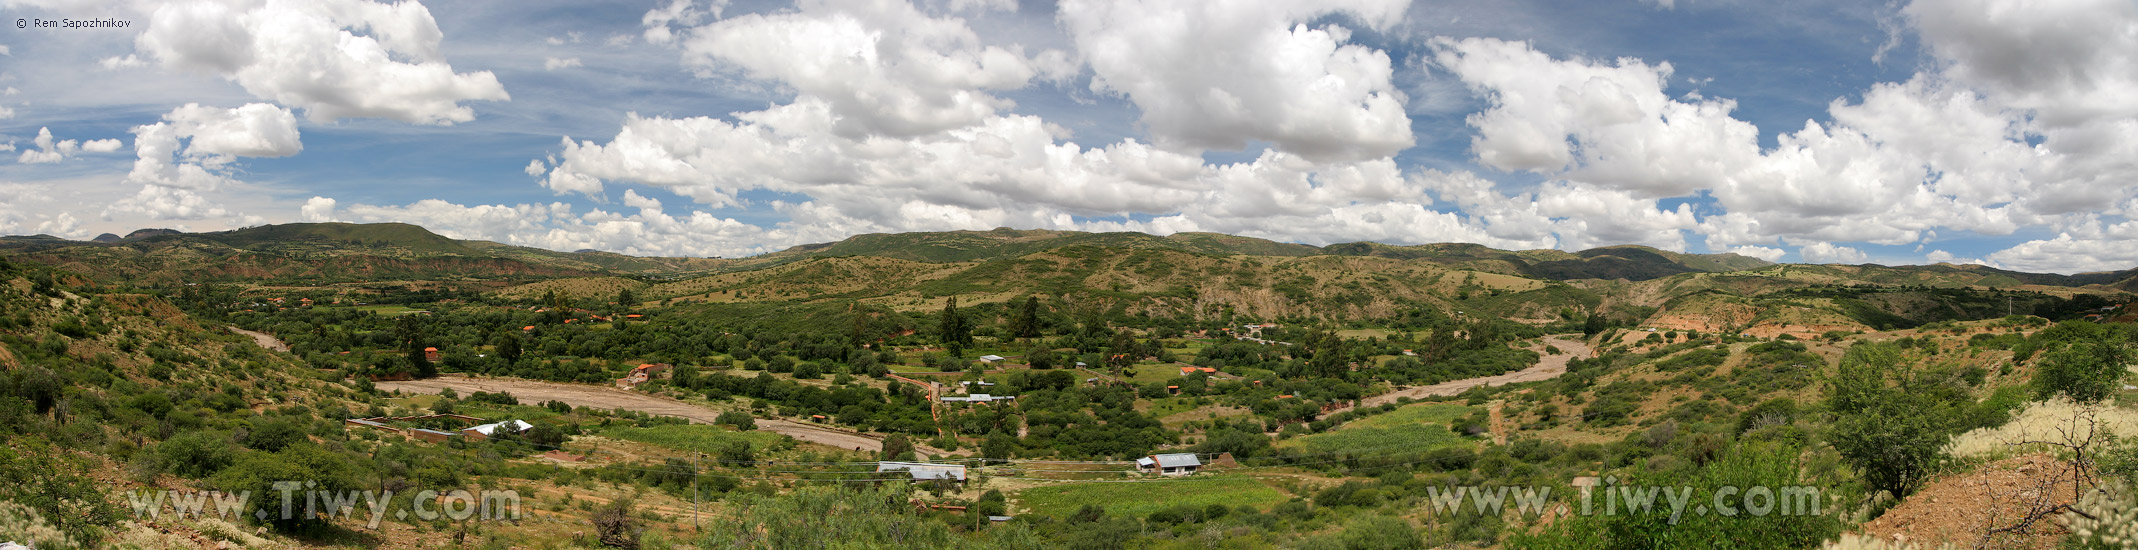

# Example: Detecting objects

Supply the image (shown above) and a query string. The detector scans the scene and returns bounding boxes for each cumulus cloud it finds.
[313,197,823,258]
[651,0,1065,137]
[1434,24,2137,267]
[123,103,301,192]
[1984,219,2138,274]
[1727,246,1787,262]
[1799,242,1871,264]
[135,0,509,124]
[543,100,1208,215]
[106,103,301,222]
[1060,0,1414,161]
[299,196,337,222]
[16,127,123,163]
[1432,36,1759,198]
[543,57,582,71]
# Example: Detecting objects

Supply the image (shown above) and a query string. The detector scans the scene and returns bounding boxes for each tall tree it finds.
[1010,296,1041,340]
[617,287,636,307]
[492,329,522,364]
[1826,342,1956,498]
[396,314,435,377]
[939,297,971,357]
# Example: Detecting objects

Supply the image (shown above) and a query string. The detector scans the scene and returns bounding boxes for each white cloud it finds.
[299,196,337,222]
[1727,245,1787,262]
[15,127,122,164]
[135,0,510,125]
[1432,36,1759,198]
[1983,218,2138,274]
[99,54,146,69]
[543,57,582,71]
[103,103,301,223]
[124,103,302,192]
[543,100,1209,215]
[107,184,236,221]
[1061,0,1415,161]
[654,0,1065,138]
[1907,0,2138,128]
[1799,242,1871,264]
[36,212,80,238]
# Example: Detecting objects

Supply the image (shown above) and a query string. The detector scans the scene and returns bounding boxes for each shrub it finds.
[158,432,235,478]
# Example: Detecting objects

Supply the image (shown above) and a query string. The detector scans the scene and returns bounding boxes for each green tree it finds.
[617,288,636,307]
[881,433,916,461]
[0,437,119,545]
[2030,333,2131,404]
[212,444,361,533]
[1583,311,1607,336]
[938,297,971,357]
[157,431,235,478]
[492,330,523,364]
[1826,342,1956,498]
[242,418,306,453]
[1010,296,1041,340]
[717,410,757,431]
[982,430,1017,460]
[396,314,435,378]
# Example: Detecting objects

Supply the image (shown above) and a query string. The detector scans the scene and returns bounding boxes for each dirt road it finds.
[229,326,290,352]
[1361,335,1591,408]
[376,376,893,452]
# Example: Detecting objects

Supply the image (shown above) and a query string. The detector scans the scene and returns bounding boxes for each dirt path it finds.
[1487,402,1509,445]
[228,326,289,352]
[1362,335,1591,408]
[377,375,895,452]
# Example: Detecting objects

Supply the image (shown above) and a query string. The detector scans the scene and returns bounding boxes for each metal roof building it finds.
[876,461,968,482]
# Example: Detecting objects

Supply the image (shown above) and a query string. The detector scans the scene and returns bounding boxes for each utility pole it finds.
[693,452,702,533]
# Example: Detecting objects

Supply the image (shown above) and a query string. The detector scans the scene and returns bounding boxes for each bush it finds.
[243,419,306,453]
[716,410,756,431]
[0,438,117,545]
[158,432,235,478]
[2030,335,2131,404]
[592,498,641,549]
[0,500,81,550]
[1826,343,1958,499]
[211,444,362,533]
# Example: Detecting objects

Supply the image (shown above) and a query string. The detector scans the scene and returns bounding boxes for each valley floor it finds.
[377,375,895,452]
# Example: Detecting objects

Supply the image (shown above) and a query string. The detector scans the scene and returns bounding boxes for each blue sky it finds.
[1,0,2134,273]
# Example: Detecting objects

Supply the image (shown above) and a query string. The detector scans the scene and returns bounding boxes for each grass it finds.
[352,304,426,316]
[1124,364,1189,384]
[1142,397,1200,419]
[1015,474,1289,519]
[1946,397,2138,459]
[598,423,791,455]
[1278,402,1474,455]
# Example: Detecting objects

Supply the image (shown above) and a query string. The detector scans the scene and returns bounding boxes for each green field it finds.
[1278,402,1474,455]
[1015,475,1290,519]
[598,423,791,454]
[351,304,427,316]
[1142,397,1199,419]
